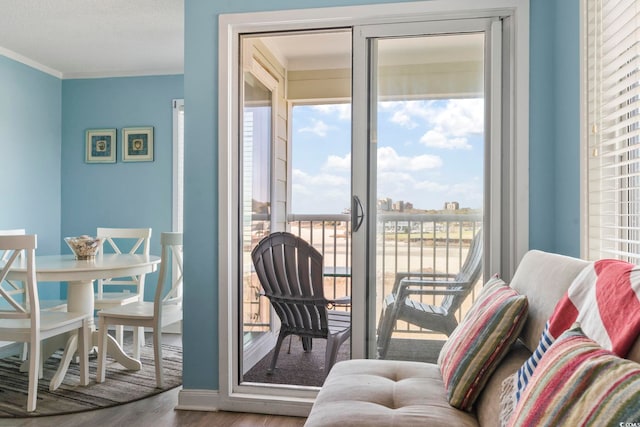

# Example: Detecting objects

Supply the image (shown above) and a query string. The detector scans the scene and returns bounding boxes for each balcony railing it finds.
[242,212,483,342]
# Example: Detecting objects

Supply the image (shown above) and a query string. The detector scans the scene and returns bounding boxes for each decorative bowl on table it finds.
[64,235,103,260]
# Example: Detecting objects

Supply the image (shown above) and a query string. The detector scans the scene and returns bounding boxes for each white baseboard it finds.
[176,388,220,411]
[162,320,182,334]
[176,388,313,418]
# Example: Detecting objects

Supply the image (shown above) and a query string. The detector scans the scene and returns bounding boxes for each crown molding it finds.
[0,47,62,79]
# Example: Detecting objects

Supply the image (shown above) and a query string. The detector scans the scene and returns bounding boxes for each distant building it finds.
[392,201,405,212]
[444,201,459,211]
[378,198,414,212]
[378,198,393,211]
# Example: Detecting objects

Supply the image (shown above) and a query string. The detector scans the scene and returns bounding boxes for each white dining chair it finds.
[97,232,182,387]
[1,229,67,310]
[95,227,152,350]
[0,234,90,412]
[1,229,67,363]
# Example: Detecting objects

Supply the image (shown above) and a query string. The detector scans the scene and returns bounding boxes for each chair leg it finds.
[153,329,163,388]
[133,327,141,360]
[302,336,313,352]
[27,338,40,412]
[78,319,89,386]
[21,342,28,361]
[324,338,342,376]
[376,294,398,359]
[138,326,145,348]
[96,316,109,383]
[115,325,124,347]
[267,332,287,375]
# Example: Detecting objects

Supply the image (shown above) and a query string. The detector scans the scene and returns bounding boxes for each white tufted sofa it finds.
[305,250,640,426]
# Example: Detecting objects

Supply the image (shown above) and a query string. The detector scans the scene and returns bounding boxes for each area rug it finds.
[242,338,444,387]
[243,337,350,387]
[0,341,182,417]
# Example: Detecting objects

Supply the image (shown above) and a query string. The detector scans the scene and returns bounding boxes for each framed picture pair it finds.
[85,127,154,163]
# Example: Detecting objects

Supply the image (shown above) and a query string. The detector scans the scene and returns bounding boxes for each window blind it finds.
[586,0,640,262]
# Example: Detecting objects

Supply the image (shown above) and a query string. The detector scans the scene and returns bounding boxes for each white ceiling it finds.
[0,2,484,80]
[0,0,184,79]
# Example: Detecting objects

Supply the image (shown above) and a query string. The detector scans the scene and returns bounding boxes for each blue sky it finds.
[291,99,484,214]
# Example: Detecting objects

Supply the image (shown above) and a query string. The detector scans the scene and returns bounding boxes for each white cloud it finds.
[390,109,418,129]
[377,146,442,171]
[312,104,351,120]
[292,168,348,187]
[298,119,331,137]
[428,98,484,137]
[382,99,483,150]
[324,153,351,172]
[383,100,431,129]
[291,168,350,213]
[420,130,472,150]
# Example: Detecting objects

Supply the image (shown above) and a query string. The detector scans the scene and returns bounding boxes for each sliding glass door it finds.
[218,3,527,415]
[352,19,501,360]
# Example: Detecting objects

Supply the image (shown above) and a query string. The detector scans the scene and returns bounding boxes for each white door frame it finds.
[218,0,528,417]
[352,16,505,359]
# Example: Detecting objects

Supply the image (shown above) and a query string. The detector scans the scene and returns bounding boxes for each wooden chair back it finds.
[154,232,183,321]
[0,234,38,321]
[96,227,152,299]
[0,229,29,308]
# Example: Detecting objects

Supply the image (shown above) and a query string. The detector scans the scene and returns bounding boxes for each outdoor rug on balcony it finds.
[0,339,182,418]
[243,338,444,387]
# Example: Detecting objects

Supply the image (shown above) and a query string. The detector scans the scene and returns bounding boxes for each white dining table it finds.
[6,253,160,390]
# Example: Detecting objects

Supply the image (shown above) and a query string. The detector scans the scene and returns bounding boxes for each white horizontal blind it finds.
[586,0,640,262]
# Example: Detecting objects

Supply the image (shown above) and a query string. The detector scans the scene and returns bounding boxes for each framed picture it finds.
[85,129,116,163]
[122,127,154,162]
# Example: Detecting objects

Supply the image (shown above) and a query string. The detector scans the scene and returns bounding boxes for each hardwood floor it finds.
[0,387,306,427]
[0,332,306,426]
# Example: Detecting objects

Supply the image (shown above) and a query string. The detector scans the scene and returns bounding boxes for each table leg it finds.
[96,332,142,370]
[48,279,142,389]
[49,333,77,391]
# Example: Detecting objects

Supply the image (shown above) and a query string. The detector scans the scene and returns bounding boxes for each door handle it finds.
[352,195,364,232]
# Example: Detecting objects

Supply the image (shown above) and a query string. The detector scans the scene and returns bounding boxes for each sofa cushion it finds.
[304,359,478,427]
[508,326,640,426]
[509,250,589,352]
[502,259,640,423]
[475,343,531,427]
[438,276,528,411]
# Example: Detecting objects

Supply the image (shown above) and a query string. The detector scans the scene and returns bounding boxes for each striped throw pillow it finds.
[438,276,528,411]
[509,326,640,426]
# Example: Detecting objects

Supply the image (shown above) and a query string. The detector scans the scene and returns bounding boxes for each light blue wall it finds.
[183,0,582,391]
[61,75,184,300]
[528,0,581,256]
[0,56,62,299]
[2,0,583,394]
[553,0,580,256]
[0,0,586,397]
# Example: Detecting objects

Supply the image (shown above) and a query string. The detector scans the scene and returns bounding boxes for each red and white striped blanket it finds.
[508,259,640,407]
[548,259,640,356]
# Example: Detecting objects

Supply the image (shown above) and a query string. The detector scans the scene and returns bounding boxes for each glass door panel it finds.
[239,30,353,389]
[353,28,488,362]
[240,70,274,376]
